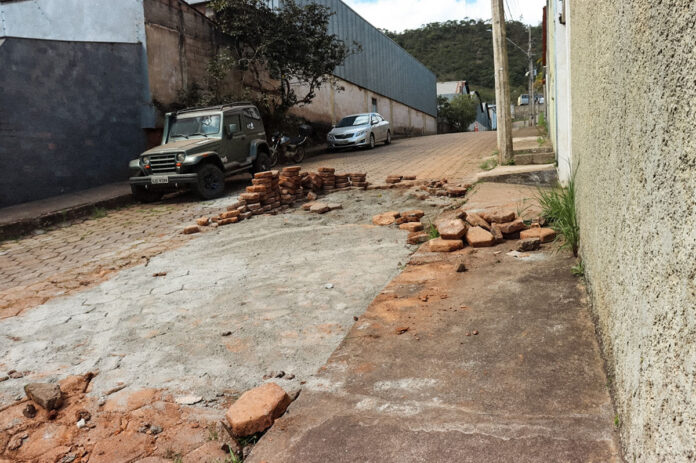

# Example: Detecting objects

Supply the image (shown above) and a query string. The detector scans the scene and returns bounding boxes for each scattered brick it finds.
[400,222,424,232]
[427,238,464,252]
[497,218,527,234]
[466,226,495,247]
[309,203,330,214]
[226,383,292,436]
[520,227,556,243]
[196,217,210,227]
[517,237,541,251]
[465,212,491,230]
[480,210,516,224]
[372,211,400,226]
[490,223,504,244]
[436,219,468,240]
[407,231,429,245]
[183,225,201,235]
[24,383,64,410]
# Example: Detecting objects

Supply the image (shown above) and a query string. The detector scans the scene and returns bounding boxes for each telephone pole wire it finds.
[491,0,513,163]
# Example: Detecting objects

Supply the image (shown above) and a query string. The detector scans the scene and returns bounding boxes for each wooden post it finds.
[491,0,513,164]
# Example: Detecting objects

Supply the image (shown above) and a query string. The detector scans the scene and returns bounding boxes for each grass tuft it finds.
[571,260,585,277]
[537,173,579,257]
[426,219,440,240]
[479,157,498,171]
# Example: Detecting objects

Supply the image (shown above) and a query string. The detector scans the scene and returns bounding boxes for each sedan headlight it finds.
[355,130,367,137]
[176,153,186,162]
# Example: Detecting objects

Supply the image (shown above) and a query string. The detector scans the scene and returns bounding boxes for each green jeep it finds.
[129,102,272,202]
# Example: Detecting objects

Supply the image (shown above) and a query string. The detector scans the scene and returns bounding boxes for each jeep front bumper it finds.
[129,173,199,186]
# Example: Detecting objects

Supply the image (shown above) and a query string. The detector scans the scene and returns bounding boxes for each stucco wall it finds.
[568,1,696,460]
[291,77,436,136]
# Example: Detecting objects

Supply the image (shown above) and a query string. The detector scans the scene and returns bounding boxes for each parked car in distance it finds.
[517,94,530,106]
[327,113,391,151]
[537,96,545,105]
[129,102,271,202]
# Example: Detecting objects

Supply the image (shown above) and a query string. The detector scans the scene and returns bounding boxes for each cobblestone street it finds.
[0,132,496,319]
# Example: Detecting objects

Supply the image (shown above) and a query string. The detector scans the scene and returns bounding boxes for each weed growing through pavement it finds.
[426,219,440,240]
[614,414,621,428]
[90,207,107,220]
[221,448,243,463]
[571,260,585,277]
[479,157,498,171]
[503,157,516,166]
[537,171,579,256]
[208,423,219,441]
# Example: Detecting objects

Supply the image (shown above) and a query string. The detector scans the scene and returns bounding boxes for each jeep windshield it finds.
[336,115,370,127]
[169,114,222,141]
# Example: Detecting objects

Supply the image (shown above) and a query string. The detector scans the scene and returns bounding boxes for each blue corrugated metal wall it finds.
[294,0,437,116]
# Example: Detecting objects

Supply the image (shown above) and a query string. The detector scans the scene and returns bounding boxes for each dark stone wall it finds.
[0,37,146,207]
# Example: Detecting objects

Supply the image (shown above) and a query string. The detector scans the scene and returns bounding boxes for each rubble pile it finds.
[373,206,556,252]
[184,167,371,232]
[419,179,470,197]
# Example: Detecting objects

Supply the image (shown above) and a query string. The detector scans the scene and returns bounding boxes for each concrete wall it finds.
[0,38,146,207]
[0,0,146,43]
[566,1,696,460]
[290,77,436,136]
[143,0,239,114]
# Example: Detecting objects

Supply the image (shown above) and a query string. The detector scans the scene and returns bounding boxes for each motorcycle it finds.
[269,124,312,167]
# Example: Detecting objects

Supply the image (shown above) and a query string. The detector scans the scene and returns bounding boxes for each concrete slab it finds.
[248,244,622,462]
[477,164,558,186]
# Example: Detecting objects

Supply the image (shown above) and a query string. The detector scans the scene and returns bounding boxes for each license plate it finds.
[151,176,169,184]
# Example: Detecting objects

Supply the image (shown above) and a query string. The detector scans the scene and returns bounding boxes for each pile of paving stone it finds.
[183,167,369,234]
[385,174,417,184]
[418,179,470,197]
[372,207,556,251]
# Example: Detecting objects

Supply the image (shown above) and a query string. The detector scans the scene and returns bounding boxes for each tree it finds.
[209,0,360,127]
[438,94,478,132]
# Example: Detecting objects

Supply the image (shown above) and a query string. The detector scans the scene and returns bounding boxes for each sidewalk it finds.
[0,182,132,239]
[248,184,622,463]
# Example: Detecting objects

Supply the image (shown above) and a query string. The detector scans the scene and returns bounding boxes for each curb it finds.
[0,194,134,242]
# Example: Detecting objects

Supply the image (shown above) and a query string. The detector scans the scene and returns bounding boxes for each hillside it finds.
[384,19,543,95]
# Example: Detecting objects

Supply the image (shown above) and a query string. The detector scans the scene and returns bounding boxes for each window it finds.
[169,114,221,141]
[371,98,378,112]
[371,115,379,125]
[224,114,241,135]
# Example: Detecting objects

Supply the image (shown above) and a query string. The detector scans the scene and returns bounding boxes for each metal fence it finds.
[293,0,437,116]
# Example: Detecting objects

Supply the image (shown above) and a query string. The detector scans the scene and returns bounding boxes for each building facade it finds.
[0,0,436,207]
[545,1,696,461]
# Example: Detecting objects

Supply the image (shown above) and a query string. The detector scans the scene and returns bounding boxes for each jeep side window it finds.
[225,114,241,137]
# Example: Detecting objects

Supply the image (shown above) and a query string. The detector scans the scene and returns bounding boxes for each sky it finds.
[342,0,546,32]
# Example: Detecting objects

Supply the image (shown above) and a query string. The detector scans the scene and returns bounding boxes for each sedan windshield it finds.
[169,115,221,140]
[337,115,370,128]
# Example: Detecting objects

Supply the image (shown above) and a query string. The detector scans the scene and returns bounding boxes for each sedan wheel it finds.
[369,134,375,149]
[385,130,392,145]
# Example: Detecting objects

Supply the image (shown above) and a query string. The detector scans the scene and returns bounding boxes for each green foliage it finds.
[426,220,440,240]
[537,175,579,257]
[537,112,548,134]
[385,19,542,90]
[209,0,360,127]
[479,157,498,171]
[571,260,585,277]
[437,94,477,132]
[90,207,107,220]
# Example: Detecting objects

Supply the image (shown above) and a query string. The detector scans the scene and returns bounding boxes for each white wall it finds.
[548,0,573,184]
[0,0,146,44]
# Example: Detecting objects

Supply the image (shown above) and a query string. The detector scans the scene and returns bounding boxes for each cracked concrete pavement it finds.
[0,189,451,407]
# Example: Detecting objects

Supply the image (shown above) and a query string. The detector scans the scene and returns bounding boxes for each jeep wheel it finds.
[253,151,272,174]
[292,146,305,163]
[131,184,163,203]
[194,164,225,200]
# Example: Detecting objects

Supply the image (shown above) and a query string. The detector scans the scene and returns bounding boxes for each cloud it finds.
[342,0,545,33]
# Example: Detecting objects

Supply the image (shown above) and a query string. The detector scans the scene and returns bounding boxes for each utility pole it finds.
[491,0,513,164]
[528,26,535,126]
